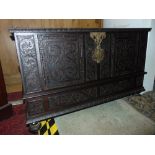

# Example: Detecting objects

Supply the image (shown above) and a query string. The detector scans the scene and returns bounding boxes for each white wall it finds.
[104,19,155,92]
[104,19,151,28]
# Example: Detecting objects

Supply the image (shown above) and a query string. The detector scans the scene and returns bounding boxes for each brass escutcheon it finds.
[90,32,106,63]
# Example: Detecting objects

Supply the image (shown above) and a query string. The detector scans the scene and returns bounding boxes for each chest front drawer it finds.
[48,87,98,110]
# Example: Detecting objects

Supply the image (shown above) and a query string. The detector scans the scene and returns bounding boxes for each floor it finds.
[0,103,32,135]
[55,99,155,135]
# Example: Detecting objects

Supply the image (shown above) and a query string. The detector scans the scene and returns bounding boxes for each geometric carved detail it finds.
[27,98,44,116]
[16,35,41,93]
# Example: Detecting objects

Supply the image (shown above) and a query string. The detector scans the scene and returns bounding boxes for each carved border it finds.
[15,34,42,94]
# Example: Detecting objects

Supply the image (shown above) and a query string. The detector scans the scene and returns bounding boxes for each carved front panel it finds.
[38,33,84,89]
[27,98,44,116]
[112,32,139,76]
[100,78,135,97]
[48,87,97,109]
[15,34,41,94]
[84,33,98,81]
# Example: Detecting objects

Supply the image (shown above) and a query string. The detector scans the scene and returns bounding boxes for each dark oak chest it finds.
[10,28,150,124]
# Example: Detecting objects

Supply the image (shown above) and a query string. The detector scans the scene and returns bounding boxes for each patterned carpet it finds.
[124,91,155,122]
[0,104,32,135]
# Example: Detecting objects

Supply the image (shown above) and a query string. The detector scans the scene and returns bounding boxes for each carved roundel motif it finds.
[20,39,34,51]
